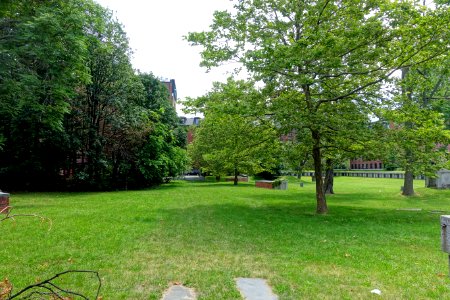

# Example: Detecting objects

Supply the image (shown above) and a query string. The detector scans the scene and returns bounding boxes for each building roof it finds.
[179,116,201,126]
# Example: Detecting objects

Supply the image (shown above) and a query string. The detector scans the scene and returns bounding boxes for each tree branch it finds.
[2,208,101,299]
[316,0,331,26]
[8,270,102,300]
[0,207,53,231]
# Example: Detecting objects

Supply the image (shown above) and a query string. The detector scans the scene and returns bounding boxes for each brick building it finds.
[350,158,383,170]
[179,116,201,144]
[161,79,177,108]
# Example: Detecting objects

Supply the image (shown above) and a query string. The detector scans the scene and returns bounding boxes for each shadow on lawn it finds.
[154,200,438,237]
[164,181,441,226]
[141,200,439,264]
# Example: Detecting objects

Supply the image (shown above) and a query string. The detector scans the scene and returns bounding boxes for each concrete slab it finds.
[161,285,196,300]
[235,278,278,300]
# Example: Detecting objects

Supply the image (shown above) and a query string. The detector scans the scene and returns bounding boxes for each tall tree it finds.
[63,1,147,189]
[187,0,450,213]
[185,78,280,185]
[0,0,91,189]
[135,73,189,186]
[380,57,450,195]
[380,104,450,196]
[0,0,187,191]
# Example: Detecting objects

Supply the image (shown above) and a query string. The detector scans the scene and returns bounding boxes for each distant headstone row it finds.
[302,171,425,180]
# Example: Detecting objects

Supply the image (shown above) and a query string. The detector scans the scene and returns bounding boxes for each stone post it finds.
[440,215,450,276]
[0,192,10,214]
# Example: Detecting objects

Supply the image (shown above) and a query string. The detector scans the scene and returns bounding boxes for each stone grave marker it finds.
[437,169,450,189]
[235,278,278,300]
[161,284,196,300]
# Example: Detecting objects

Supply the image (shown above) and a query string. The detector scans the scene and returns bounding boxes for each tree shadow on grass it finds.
[150,199,439,246]
[133,199,440,286]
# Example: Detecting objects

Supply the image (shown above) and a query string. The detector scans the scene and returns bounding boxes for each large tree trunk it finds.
[297,162,302,179]
[401,67,415,196]
[403,165,415,196]
[233,167,238,186]
[324,158,334,195]
[312,130,328,214]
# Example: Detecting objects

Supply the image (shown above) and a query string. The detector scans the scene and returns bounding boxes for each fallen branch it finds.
[0,207,52,231]
[1,208,101,299]
[7,270,102,299]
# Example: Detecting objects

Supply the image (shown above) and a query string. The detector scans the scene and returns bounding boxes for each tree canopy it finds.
[377,56,450,195]
[185,78,280,185]
[188,0,450,213]
[0,0,188,191]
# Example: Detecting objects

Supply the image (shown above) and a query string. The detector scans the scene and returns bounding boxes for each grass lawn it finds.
[1,177,450,299]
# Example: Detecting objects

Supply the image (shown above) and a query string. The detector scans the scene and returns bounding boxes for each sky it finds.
[94,0,236,115]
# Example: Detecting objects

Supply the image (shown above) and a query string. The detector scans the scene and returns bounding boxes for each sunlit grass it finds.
[1,177,450,299]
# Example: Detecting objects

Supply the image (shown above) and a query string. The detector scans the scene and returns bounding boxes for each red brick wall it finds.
[187,129,195,144]
[0,194,9,214]
[350,159,383,170]
[255,181,273,189]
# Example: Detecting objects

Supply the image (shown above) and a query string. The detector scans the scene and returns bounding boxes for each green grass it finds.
[2,177,450,299]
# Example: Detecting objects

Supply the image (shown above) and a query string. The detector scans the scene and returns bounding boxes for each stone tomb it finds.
[255,180,287,190]
[436,169,450,189]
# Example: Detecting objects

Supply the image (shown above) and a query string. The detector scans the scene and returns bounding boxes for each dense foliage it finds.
[187,0,450,213]
[375,45,450,194]
[0,0,187,191]
[185,78,280,184]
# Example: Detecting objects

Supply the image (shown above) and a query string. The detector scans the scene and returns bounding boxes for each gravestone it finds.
[274,180,288,190]
[235,278,278,300]
[436,169,450,189]
[441,215,450,276]
[161,285,196,300]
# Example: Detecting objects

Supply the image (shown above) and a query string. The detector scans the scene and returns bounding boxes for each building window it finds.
[193,117,200,125]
